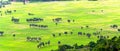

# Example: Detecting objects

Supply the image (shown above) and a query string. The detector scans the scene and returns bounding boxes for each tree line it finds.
[54,36,120,51]
[9,0,98,2]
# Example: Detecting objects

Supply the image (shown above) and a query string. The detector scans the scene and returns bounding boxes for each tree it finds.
[86,33,91,38]
[23,0,26,5]
[64,32,68,35]
[118,29,120,32]
[67,20,71,23]
[78,32,82,35]
[13,34,16,40]
[58,45,66,51]
[89,41,96,48]
[59,33,61,36]
[58,44,73,51]
[110,24,118,28]
[88,41,96,51]
[52,34,55,37]
[86,25,89,28]
[13,34,16,37]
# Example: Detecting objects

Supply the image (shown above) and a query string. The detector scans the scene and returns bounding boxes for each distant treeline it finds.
[30,0,74,1]
[10,0,73,2]
[9,0,98,2]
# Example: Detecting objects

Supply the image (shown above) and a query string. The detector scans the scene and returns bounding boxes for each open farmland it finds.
[0,0,120,51]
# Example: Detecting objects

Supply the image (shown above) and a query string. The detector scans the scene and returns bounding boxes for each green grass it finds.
[0,1,120,51]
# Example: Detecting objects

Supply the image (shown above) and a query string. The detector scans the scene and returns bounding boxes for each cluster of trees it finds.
[29,24,48,29]
[26,36,41,42]
[91,36,120,51]
[26,17,44,22]
[55,36,120,51]
[52,32,73,37]
[52,18,62,23]
[37,40,50,48]
[11,17,19,23]
[110,24,120,32]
